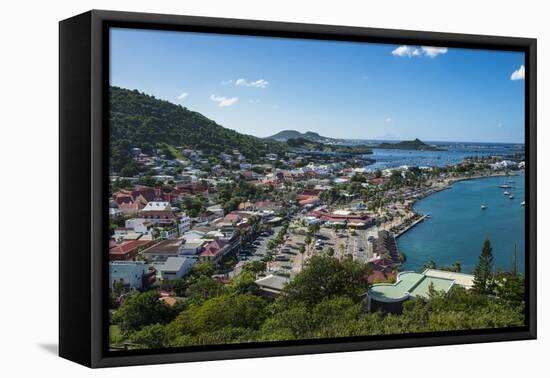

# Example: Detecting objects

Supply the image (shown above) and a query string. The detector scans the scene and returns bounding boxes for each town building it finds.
[365,269,475,314]
[109,261,154,290]
[255,274,290,298]
[109,239,154,261]
[142,239,183,262]
[158,257,196,280]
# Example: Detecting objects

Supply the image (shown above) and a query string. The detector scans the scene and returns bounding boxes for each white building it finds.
[180,240,207,256]
[178,214,191,233]
[109,261,149,290]
[142,201,171,212]
[159,257,196,281]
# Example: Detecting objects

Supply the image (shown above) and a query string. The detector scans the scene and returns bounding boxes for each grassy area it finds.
[164,143,187,160]
[109,325,124,345]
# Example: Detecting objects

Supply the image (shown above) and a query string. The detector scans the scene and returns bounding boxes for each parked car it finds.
[275,255,290,261]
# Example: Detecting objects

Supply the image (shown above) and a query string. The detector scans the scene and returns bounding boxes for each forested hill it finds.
[109,87,279,172]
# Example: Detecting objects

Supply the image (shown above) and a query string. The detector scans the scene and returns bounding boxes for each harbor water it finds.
[398,174,526,273]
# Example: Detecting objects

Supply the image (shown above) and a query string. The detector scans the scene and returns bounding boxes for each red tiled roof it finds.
[299,197,321,205]
[223,213,243,223]
[254,202,274,207]
[159,297,177,306]
[109,240,152,255]
[200,240,227,258]
[302,189,322,196]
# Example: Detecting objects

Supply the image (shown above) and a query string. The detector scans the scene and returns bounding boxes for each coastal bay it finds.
[398,174,525,273]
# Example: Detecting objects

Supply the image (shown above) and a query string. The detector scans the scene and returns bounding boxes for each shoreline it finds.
[392,170,523,240]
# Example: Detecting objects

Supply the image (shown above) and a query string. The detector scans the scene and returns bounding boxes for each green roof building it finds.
[366,269,475,313]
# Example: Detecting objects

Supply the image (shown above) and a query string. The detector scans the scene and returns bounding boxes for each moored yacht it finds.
[481,204,488,210]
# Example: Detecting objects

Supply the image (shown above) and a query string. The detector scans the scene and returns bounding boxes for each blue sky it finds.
[110,28,525,143]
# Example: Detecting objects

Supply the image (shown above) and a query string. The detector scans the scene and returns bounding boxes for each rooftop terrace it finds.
[368,269,473,303]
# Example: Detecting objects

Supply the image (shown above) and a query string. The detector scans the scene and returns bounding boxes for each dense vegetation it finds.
[266,130,337,143]
[109,86,283,173]
[286,137,372,155]
[110,253,525,350]
[375,138,445,151]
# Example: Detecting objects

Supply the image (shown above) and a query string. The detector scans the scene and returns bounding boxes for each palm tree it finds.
[338,243,346,260]
[299,244,306,269]
[304,235,312,256]
[423,259,437,270]
[451,261,462,273]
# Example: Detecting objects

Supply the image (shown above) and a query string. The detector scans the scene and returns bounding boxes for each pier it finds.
[395,214,428,238]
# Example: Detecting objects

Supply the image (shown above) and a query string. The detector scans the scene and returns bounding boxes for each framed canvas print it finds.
[59,10,537,368]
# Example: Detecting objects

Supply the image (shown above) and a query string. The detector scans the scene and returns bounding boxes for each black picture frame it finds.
[59,9,537,368]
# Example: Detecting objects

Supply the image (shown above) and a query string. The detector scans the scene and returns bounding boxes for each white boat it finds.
[509,194,515,199]
[481,204,488,210]
[521,201,526,206]
[499,184,512,189]
[504,191,510,195]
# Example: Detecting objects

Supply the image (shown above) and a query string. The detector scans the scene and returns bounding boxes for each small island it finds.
[374,138,446,151]
[286,137,372,155]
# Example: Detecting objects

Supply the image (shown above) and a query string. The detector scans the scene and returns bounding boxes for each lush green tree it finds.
[398,252,407,263]
[422,259,437,270]
[112,291,178,333]
[473,239,495,294]
[494,274,525,305]
[452,261,462,273]
[227,271,259,295]
[159,278,187,296]
[242,261,267,274]
[185,276,225,304]
[191,261,215,277]
[280,256,370,307]
[170,294,268,335]
[130,323,169,349]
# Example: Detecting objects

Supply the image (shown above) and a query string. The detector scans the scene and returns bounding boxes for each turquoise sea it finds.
[398,174,526,274]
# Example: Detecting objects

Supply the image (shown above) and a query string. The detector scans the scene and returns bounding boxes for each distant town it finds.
[107,89,526,350]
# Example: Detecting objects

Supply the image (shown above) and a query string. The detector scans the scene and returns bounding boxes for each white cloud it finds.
[177,92,189,100]
[421,46,448,57]
[392,45,420,57]
[510,65,525,81]
[209,95,239,107]
[392,45,448,58]
[235,78,270,88]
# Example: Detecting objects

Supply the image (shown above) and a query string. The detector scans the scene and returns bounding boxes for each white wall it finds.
[0,0,546,377]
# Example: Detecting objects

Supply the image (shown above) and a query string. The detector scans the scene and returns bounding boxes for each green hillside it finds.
[109,87,281,173]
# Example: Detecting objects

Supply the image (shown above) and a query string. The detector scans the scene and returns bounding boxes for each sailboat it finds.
[509,193,515,199]
[499,178,512,189]
[521,201,526,206]
[503,191,510,196]
[481,204,488,210]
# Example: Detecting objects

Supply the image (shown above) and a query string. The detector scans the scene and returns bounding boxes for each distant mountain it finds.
[266,130,337,143]
[109,87,283,174]
[375,138,446,151]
